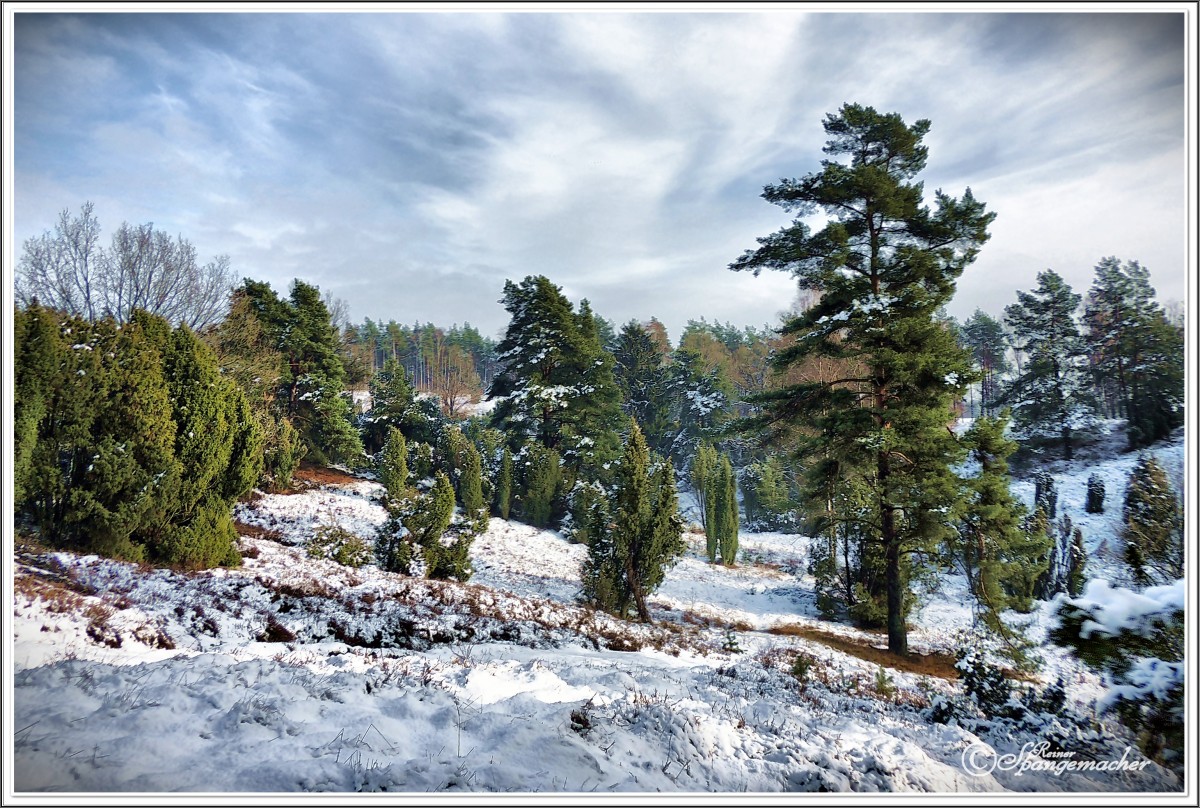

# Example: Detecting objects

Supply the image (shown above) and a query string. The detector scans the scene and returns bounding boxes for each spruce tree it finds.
[1123,454,1182,586]
[731,103,993,655]
[999,270,1096,460]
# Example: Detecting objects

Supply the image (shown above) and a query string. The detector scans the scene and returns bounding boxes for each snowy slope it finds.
[10,437,1184,795]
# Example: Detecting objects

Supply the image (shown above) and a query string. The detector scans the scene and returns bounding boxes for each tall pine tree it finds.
[731,103,993,655]
[1083,257,1184,447]
[999,269,1095,460]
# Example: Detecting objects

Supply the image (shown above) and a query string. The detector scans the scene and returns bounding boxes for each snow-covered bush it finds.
[1050,578,1184,771]
[306,523,371,568]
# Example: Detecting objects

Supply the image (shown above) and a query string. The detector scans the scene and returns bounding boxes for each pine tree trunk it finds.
[879,449,907,656]
[885,534,906,656]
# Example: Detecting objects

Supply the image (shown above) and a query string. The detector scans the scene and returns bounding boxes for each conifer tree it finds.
[1051,579,1184,770]
[1083,257,1184,447]
[13,304,60,508]
[135,312,259,568]
[1086,473,1106,514]
[494,446,514,520]
[731,103,993,655]
[742,456,795,530]
[1123,454,1182,586]
[456,434,486,520]
[691,442,718,541]
[613,321,675,455]
[488,276,622,481]
[959,309,1010,416]
[35,314,178,561]
[582,421,684,622]
[518,442,562,528]
[717,455,739,566]
[241,278,363,465]
[378,426,409,501]
[999,270,1096,460]
[958,413,1050,619]
[402,472,455,548]
[363,358,421,453]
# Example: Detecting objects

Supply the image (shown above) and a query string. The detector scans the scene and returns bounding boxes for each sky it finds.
[8,7,1192,343]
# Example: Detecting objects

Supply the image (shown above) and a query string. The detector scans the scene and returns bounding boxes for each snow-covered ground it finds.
[9,427,1185,795]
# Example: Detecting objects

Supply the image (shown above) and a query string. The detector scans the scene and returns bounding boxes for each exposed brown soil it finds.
[767,622,961,680]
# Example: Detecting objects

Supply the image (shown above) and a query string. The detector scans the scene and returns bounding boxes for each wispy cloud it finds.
[12,10,1188,341]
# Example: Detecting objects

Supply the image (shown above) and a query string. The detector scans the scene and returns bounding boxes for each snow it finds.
[9,425,1185,795]
[1058,578,1185,640]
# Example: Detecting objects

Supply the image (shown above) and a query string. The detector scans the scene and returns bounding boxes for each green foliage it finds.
[581,421,685,622]
[1122,454,1182,586]
[240,278,364,466]
[955,647,1017,718]
[261,415,305,492]
[13,304,60,508]
[741,456,796,530]
[494,446,514,521]
[374,509,413,575]
[488,276,623,482]
[517,442,562,528]
[691,443,718,558]
[448,427,486,520]
[378,427,409,501]
[569,481,611,546]
[790,653,816,685]
[15,306,258,569]
[613,321,675,454]
[1084,257,1184,447]
[715,455,739,566]
[730,103,992,655]
[959,413,1049,619]
[1051,580,1184,770]
[306,523,372,567]
[999,270,1096,460]
[402,472,456,548]
[959,309,1010,416]
[363,358,422,453]
[422,525,475,582]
